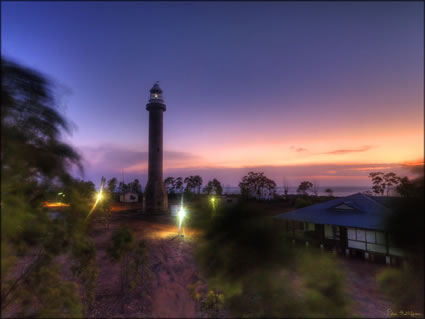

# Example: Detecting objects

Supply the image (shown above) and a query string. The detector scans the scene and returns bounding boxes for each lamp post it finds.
[177,194,186,237]
[210,196,216,217]
[178,207,186,237]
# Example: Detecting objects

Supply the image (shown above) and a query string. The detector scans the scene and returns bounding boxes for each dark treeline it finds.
[103,177,143,201]
[164,176,223,197]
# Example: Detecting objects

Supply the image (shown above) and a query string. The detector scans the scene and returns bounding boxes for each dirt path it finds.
[340,258,392,318]
[147,237,201,317]
[99,212,203,318]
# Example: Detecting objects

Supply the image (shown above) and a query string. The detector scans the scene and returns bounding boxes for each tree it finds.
[282,178,289,199]
[203,178,223,195]
[369,172,401,196]
[175,177,184,193]
[382,172,400,196]
[239,172,276,200]
[164,177,176,195]
[1,57,92,317]
[325,188,334,197]
[107,177,118,194]
[312,181,320,196]
[184,176,196,194]
[368,172,385,195]
[129,178,142,195]
[118,181,129,194]
[377,173,424,313]
[193,175,203,195]
[296,181,313,195]
[396,176,423,198]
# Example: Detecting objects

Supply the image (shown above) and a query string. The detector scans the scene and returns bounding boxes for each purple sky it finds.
[2,2,423,187]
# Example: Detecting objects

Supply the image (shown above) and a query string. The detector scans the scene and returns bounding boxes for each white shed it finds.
[120,192,139,203]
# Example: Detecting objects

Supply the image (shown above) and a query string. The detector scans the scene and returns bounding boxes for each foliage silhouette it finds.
[239,171,276,200]
[1,57,97,317]
[194,203,350,317]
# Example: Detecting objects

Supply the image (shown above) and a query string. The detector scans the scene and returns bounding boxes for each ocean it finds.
[222,186,370,197]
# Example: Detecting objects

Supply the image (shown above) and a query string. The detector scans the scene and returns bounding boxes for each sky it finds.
[2,1,424,188]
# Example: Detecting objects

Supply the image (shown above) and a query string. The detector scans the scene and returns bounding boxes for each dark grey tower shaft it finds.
[144,83,168,213]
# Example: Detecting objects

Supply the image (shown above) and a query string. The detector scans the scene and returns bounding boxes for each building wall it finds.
[282,221,404,260]
[347,227,403,256]
[120,193,138,203]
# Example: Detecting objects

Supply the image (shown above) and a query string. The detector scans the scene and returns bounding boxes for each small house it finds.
[120,192,139,203]
[275,193,404,265]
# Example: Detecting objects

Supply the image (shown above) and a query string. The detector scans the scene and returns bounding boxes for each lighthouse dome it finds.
[150,83,163,94]
[147,82,166,111]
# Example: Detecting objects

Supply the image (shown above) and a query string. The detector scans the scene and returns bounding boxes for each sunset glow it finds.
[2,2,423,187]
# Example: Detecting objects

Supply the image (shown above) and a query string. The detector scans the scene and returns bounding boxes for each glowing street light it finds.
[178,207,186,236]
[87,180,105,219]
[56,192,65,202]
[210,196,216,217]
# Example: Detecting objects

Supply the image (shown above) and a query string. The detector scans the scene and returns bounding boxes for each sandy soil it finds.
[88,211,203,318]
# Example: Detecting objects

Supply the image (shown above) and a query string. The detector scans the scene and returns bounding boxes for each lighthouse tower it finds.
[144,82,168,213]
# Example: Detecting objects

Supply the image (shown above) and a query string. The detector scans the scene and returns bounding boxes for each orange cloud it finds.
[324,146,372,155]
[403,159,424,166]
[349,166,393,171]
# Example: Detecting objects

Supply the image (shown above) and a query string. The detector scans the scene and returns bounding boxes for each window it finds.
[366,230,376,243]
[356,229,365,241]
[348,228,387,253]
[348,228,356,240]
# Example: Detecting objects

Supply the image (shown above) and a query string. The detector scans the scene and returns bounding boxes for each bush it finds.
[194,203,350,317]
[294,197,313,209]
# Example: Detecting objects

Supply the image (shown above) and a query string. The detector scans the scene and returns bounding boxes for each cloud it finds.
[324,146,372,155]
[77,144,201,173]
[290,146,308,153]
[402,159,424,176]
[348,166,393,171]
[72,144,421,188]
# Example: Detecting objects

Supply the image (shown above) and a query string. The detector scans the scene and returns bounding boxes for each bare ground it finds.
[340,258,393,318]
[88,211,203,318]
[3,209,395,318]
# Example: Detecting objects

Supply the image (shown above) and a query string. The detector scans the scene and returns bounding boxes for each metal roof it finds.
[274,193,393,230]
